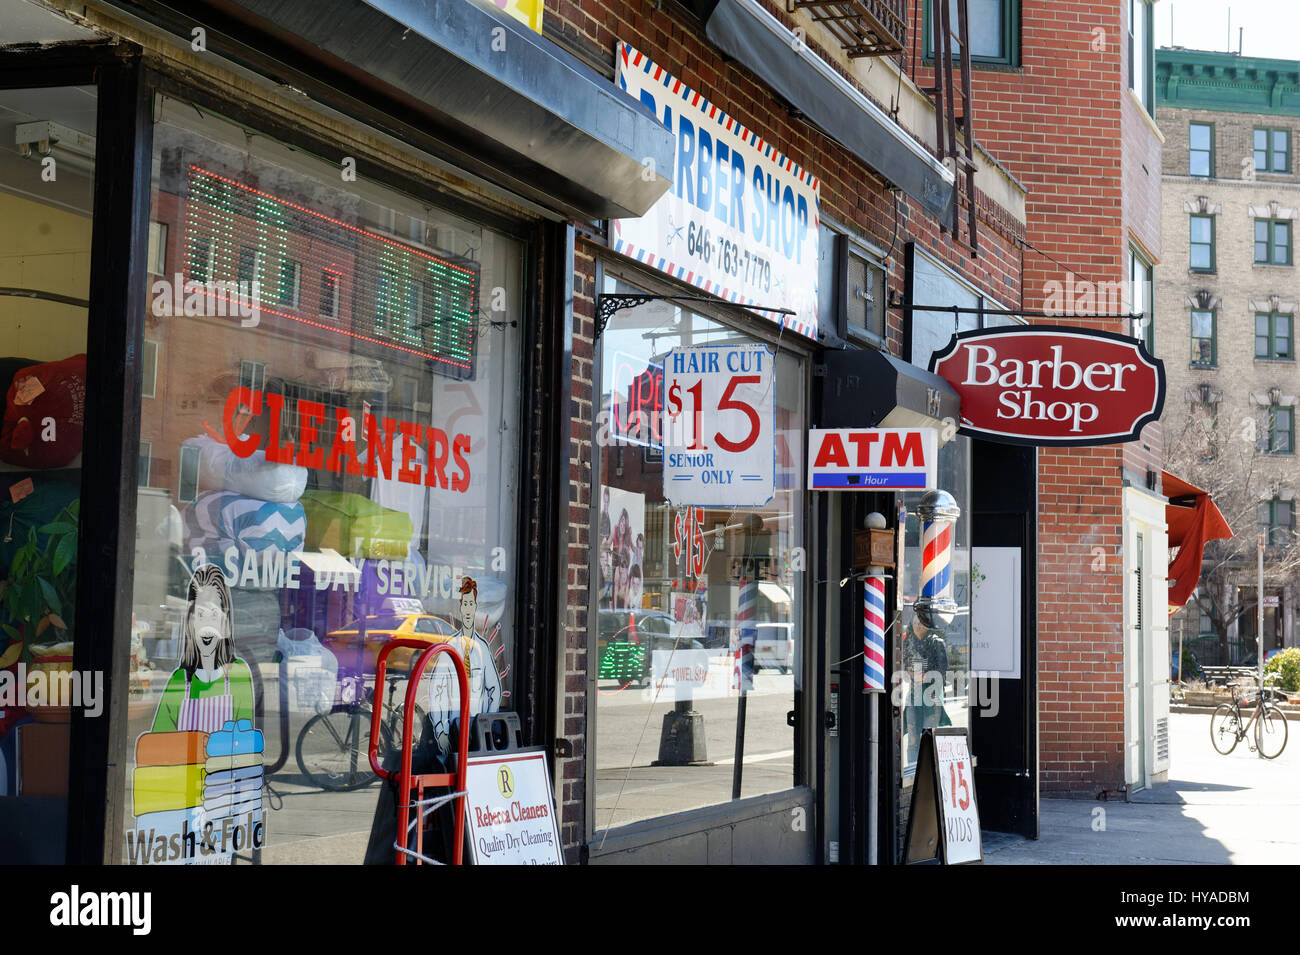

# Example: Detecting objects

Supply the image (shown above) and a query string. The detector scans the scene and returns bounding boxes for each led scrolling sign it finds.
[183,165,481,376]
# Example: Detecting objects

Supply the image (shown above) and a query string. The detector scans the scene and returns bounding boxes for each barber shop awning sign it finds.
[928,326,1166,447]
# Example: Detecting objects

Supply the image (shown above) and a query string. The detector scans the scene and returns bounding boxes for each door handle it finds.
[787,710,797,728]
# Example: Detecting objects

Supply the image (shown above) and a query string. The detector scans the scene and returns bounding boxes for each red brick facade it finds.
[545,0,1028,853]
[908,1,1162,792]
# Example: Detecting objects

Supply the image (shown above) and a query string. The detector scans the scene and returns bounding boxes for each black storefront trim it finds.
[0,39,570,862]
[516,221,574,768]
[698,0,955,222]
[67,52,154,865]
[98,0,676,221]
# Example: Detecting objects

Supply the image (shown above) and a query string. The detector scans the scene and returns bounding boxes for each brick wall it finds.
[544,0,1027,852]
[907,0,1161,792]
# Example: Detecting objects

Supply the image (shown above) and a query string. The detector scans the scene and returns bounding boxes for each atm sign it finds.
[808,428,937,491]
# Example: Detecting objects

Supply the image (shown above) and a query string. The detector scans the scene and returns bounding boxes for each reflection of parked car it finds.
[754,622,794,673]
[597,610,703,687]
[323,613,456,674]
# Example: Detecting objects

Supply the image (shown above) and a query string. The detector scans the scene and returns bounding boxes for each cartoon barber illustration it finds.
[151,564,255,733]
[429,576,503,755]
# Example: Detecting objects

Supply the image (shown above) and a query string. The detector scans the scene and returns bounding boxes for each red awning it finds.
[1165,469,1232,613]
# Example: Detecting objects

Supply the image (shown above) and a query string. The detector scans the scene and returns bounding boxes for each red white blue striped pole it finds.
[735,575,756,693]
[915,490,960,630]
[864,575,887,692]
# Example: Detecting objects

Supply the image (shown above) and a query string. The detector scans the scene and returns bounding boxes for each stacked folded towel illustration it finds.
[133,730,209,816]
[132,721,264,824]
[202,719,265,823]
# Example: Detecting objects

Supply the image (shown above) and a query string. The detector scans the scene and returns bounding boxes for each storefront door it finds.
[0,78,99,862]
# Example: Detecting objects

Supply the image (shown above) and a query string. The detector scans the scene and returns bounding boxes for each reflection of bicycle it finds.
[295,673,426,791]
[1210,675,1288,759]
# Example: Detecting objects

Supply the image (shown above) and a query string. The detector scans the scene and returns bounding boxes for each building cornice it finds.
[1157,48,1300,116]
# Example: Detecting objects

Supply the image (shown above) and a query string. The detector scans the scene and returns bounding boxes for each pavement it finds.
[984,710,1300,864]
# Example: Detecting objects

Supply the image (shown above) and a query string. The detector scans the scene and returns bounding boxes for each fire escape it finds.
[785,0,979,253]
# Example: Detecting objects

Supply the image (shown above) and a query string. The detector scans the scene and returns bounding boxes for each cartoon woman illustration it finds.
[429,576,503,754]
[151,564,255,733]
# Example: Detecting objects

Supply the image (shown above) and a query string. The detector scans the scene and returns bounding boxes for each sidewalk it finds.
[983,711,1300,865]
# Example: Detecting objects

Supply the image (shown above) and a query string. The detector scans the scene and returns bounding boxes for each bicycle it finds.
[1209,674,1288,759]
[296,671,426,791]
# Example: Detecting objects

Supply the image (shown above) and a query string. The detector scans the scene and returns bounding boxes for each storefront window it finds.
[899,437,973,775]
[120,97,524,864]
[0,85,96,863]
[593,273,808,833]
[909,250,1017,369]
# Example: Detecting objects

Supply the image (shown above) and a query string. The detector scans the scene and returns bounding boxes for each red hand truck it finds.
[369,638,471,865]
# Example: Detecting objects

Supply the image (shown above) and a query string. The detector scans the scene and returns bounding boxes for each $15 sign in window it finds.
[662,342,775,507]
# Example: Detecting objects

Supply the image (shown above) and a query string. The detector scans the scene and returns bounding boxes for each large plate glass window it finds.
[592,273,808,833]
[0,85,97,864]
[119,97,524,865]
[899,440,971,775]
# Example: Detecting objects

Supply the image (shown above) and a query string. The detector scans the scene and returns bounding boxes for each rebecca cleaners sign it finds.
[929,326,1165,447]
[613,43,820,340]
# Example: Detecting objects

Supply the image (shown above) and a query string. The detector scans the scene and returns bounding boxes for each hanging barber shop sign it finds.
[928,326,1165,447]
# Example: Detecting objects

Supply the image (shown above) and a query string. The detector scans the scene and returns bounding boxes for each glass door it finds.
[0,84,98,862]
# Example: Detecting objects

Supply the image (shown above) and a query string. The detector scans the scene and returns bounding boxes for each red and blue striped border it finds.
[615,42,820,342]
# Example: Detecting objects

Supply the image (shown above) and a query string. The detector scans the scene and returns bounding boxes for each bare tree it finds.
[1164,401,1300,664]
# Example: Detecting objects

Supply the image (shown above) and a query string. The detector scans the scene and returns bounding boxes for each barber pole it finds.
[920,519,951,602]
[734,576,756,693]
[914,489,961,629]
[864,575,887,692]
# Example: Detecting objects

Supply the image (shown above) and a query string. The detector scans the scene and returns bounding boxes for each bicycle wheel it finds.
[1255,704,1289,759]
[381,703,427,763]
[296,706,376,791]
[1209,704,1241,755]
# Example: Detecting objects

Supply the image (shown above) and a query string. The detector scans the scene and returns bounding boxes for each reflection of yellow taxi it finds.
[323,612,457,673]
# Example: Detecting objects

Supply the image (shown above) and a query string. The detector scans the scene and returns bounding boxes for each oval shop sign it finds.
[928,326,1166,447]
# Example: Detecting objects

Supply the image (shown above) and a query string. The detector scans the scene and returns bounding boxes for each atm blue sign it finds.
[808,428,937,491]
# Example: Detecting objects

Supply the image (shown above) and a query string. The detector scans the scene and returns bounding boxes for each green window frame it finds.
[1256,312,1294,360]
[1259,498,1295,547]
[1267,405,1295,454]
[922,0,1020,67]
[1254,218,1292,265]
[1189,215,1215,272]
[1189,122,1214,177]
[1254,127,1291,173]
[1190,309,1216,366]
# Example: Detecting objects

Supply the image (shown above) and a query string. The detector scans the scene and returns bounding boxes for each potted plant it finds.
[0,500,78,721]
